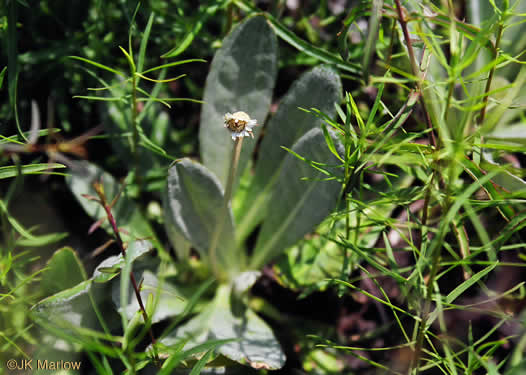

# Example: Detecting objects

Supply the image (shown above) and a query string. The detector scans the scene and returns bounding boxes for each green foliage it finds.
[199,15,278,190]
[237,65,343,241]
[2,0,526,374]
[249,128,343,269]
[165,157,238,274]
[67,161,157,243]
[161,284,286,370]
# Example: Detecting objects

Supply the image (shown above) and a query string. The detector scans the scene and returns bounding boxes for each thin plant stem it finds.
[393,2,440,373]
[478,23,503,125]
[93,182,159,366]
[226,2,234,35]
[209,137,244,281]
[394,0,437,149]
[131,72,141,188]
[86,288,133,370]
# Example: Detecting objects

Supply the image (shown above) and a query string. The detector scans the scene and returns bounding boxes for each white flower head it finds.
[223,111,258,141]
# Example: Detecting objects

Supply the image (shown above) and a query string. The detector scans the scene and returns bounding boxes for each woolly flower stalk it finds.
[223,111,257,140]
[210,111,256,280]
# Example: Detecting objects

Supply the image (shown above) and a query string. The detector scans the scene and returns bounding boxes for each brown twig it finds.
[92,180,160,366]
[393,0,437,149]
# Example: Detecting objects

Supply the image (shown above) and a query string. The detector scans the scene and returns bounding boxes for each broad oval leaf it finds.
[199,15,278,190]
[159,285,285,370]
[164,158,240,275]
[237,65,342,240]
[40,247,87,297]
[32,240,153,338]
[250,128,343,269]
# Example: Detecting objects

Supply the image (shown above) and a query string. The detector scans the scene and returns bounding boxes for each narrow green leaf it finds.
[158,339,231,375]
[0,199,63,243]
[362,0,383,78]
[0,163,66,179]
[162,2,222,58]
[140,59,206,75]
[15,232,68,247]
[137,12,155,73]
[331,279,420,321]
[119,46,136,73]
[135,72,186,83]
[0,66,7,90]
[70,56,126,77]
[425,263,498,331]
[233,2,362,76]
[445,263,497,304]
[72,95,127,102]
[189,348,215,375]
[0,128,60,145]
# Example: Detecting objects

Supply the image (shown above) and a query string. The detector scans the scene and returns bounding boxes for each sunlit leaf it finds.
[199,15,277,191]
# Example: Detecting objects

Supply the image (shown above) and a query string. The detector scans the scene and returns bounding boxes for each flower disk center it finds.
[225,118,247,132]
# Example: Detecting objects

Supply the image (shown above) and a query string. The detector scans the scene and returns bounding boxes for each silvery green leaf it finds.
[487,122,526,146]
[31,240,153,352]
[250,128,343,269]
[232,270,261,295]
[483,152,526,194]
[66,160,158,247]
[32,240,152,324]
[275,172,414,289]
[92,239,153,283]
[199,16,277,191]
[31,279,93,326]
[31,277,108,353]
[113,270,186,324]
[236,65,342,241]
[159,285,285,370]
[164,158,240,274]
[164,211,192,261]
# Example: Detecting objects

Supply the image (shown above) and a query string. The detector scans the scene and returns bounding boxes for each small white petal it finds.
[223,111,257,141]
